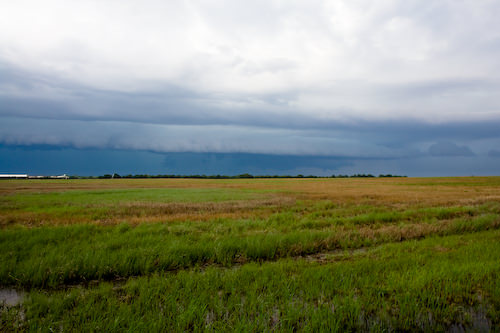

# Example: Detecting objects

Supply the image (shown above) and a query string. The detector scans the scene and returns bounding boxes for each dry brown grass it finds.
[1,177,498,199]
[0,196,296,227]
[1,177,500,227]
[98,196,294,226]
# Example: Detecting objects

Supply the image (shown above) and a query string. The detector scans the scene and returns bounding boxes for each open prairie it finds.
[1,177,500,331]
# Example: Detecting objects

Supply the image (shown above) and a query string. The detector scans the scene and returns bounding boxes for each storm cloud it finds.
[489,150,500,158]
[428,142,474,157]
[1,1,500,175]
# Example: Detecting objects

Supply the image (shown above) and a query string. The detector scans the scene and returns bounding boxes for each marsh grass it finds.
[0,187,283,227]
[3,231,499,331]
[1,178,500,331]
[1,201,499,288]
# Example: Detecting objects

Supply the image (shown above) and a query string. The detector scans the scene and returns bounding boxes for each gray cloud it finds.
[2,114,500,161]
[1,1,500,121]
[334,155,500,177]
[0,117,404,157]
[488,150,500,158]
[2,65,500,147]
[162,152,355,176]
[1,1,500,176]
[3,63,500,129]
[428,142,475,157]
[2,145,498,177]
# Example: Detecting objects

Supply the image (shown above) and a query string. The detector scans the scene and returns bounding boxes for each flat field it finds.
[1,177,500,331]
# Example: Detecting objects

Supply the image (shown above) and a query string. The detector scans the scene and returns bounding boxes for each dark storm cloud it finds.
[0,145,165,176]
[162,152,356,176]
[2,116,500,162]
[428,142,475,157]
[2,64,500,153]
[1,1,500,176]
[488,150,500,158]
[2,144,498,177]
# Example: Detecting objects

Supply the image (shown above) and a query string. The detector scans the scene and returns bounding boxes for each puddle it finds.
[0,288,23,306]
[302,246,370,263]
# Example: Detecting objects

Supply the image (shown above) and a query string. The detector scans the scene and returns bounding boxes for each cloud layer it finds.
[428,142,474,157]
[2,1,500,122]
[1,1,500,175]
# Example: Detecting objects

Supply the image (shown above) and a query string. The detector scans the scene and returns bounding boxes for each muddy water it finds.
[0,288,23,306]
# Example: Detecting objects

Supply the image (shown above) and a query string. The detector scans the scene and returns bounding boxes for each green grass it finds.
[3,231,499,331]
[0,187,273,226]
[1,202,499,289]
[2,178,500,331]
[1,187,263,211]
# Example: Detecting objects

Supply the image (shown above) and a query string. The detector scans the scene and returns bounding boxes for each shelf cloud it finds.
[1,1,500,175]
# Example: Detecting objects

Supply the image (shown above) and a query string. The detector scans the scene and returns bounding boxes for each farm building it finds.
[0,174,69,179]
[0,174,28,179]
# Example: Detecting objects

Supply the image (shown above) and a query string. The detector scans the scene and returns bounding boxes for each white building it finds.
[50,174,69,179]
[1,174,69,179]
[0,174,28,179]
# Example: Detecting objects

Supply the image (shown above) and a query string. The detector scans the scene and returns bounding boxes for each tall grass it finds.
[4,231,499,331]
[2,178,500,331]
[1,202,499,288]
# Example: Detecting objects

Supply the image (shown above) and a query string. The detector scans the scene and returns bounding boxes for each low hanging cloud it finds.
[2,116,500,162]
[428,142,475,157]
[0,117,411,158]
[488,150,500,158]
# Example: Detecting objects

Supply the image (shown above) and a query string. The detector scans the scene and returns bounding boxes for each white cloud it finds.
[0,1,499,119]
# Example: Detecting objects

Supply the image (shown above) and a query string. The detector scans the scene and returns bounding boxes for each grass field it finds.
[1,177,500,331]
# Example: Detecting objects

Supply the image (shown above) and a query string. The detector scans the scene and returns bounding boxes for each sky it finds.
[1,0,500,176]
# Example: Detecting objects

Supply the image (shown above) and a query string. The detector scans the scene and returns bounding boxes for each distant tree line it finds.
[68,173,407,179]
